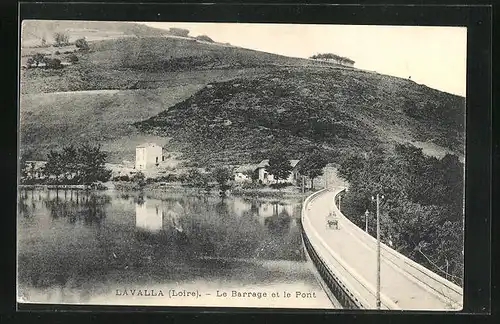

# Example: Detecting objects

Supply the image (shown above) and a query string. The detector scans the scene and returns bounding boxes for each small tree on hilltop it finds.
[265,151,293,184]
[298,150,328,190]
[53,32,70,47]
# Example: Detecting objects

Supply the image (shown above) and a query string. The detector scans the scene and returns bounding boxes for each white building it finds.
[135,143,164,171]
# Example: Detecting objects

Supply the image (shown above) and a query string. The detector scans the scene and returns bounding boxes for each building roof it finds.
[234,164,258,173]
[136,143,161,148]
[256,159,301,168]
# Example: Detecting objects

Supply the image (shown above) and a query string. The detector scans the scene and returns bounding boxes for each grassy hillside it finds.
[135,67,465,166]
[19,75,242,162]
[19,34,464,167]
[21,20,169,47]
[20,36,352,94]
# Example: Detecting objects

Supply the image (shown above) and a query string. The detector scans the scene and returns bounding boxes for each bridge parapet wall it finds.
[331,188,463,308]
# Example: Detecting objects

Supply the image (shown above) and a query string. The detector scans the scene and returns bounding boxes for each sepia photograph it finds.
[17,20,466,310]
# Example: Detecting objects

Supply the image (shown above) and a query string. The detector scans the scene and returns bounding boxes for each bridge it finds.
[301,187,463,310]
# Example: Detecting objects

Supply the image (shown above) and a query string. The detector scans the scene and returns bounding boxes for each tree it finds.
[265,151,293,183]
[43,150,64,184]
[243,169,259,183]
[77,144,112,184]
[298,150,328,190]
[43,144,111,186]
[131,171,146,189]
[186,168,212,190]
[60,144,79,182]
[338,153,365,181]
[75,38,89,51]
[212,166,232,194]
[53,32,70,47]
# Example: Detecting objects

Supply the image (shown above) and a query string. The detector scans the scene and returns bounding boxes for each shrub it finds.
[131,172,146,189]
[75,38,90,51]
[45,58,63,69]
[270,182,292,189]
[113,175,130,182]
[68,53,79,63]
[241,181,265,190]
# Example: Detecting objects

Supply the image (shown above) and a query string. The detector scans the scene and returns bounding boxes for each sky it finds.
[142,22,467,97]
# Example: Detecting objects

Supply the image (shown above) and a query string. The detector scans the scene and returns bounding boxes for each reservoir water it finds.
[17,189,334,308]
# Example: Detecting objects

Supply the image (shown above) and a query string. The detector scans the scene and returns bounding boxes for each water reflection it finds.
[18,189,320,305]
[129,194,304,262]
[135,200,163,233]
[40,190,110,225]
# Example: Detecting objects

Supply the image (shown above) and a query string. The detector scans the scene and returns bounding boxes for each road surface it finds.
[303,188,462,310]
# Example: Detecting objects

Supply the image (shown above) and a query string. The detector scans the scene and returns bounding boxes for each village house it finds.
[233,164,256,182]
[255,159,301,184]
[135,143,164,171]
[22,161,47,179]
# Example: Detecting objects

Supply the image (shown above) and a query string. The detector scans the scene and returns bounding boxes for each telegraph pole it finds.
[365,210,369,233]
[376,193,381,309]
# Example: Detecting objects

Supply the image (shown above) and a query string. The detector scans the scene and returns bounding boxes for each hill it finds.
[134,67,465,166]
[21,20,170,47]
[20,36,354,94]
[19,33,464,166]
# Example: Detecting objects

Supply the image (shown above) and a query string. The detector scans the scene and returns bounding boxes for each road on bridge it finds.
[304,189,462,310]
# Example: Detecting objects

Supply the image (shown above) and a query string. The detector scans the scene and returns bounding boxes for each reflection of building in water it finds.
[135,200,163,233]
[164,201,184,232]
[231,197,252,217]
[258,203,294,219]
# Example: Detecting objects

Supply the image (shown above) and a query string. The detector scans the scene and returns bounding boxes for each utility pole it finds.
[372,193,383,309]
[445,259,449,281]
[338,194,341,212]
[301,175,305,193]
[365,210,369,233]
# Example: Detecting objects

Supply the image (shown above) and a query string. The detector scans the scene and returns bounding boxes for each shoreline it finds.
[19,182,318,199]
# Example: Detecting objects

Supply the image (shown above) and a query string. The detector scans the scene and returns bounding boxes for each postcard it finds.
[17,20,465,310]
